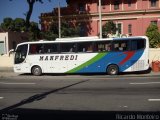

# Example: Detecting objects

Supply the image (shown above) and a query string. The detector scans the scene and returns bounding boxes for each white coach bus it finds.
[13,36,149,75]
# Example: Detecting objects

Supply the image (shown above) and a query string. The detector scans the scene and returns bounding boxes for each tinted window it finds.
[113,40,129,51]
[94,41,112,52]
[60,43,76,53]
[29,44,44,54]
[44,44,58,53]
[29,43,59,54]
[77,42,93,52]
[131,39,145,50]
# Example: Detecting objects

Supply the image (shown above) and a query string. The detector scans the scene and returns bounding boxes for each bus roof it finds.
[56,36,99,41]
[16,36,148,46]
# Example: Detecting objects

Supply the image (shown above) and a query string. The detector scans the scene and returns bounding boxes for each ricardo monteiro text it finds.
[39,55,78,61]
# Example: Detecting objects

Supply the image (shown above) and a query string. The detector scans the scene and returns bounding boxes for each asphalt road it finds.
[0,71,160,119]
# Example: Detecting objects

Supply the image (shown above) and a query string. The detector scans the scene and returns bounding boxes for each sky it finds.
[0,0,67,25]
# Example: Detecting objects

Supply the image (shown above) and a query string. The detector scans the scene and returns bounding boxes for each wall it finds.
[0,54,14,67]
[149,48,160,63]
[0,32,29,55]
[0,32,8,54]
[8,31,29,51]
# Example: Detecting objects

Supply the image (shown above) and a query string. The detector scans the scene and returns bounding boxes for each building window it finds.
[114,0,119,10]
[128,0,132,7]
[151,20,157,25]
[97,0,106,6]
[128,24,132,34]
[150,0,157,7]
[117,23,122,34]
[79,3,85,12]
[79,23,87,37]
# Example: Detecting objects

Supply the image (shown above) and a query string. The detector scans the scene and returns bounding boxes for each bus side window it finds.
[113,40,129,51]
[131,39,145,51]
[105,43,111,51]
[77,42,93,53]
[29,44,44,54]
[37,44,44,54]
[44,44,58,53]
[87,44,93,52]
[29,45,37,54]
[60,43,76,53]
[94,41,111,52]
[114,43,119,51]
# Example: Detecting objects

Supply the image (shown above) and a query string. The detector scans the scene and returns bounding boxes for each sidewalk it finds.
[0,67,160,77]
[0,67,14,72]
[120,71,160,77]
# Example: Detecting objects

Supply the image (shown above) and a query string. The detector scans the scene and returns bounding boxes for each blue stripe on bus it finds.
[75,50,144,73]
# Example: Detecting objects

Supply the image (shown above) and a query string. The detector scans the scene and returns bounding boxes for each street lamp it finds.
[98,0,102,39]
[58,2,61,38]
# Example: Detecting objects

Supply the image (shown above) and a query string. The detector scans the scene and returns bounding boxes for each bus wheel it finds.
[107,65,119,75]
[32,66,42,76]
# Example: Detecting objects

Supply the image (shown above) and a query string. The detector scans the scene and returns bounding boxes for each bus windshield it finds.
[14,44,28,64]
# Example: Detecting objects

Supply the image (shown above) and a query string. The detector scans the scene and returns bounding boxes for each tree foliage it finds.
[146,23,160,48]
[102,21,117,38]
[0,18,14,31]
[9,0,51,30]
[0,17,40,41]
[28,21,40,41]
[40,21,80,40]
[1,17,25,31]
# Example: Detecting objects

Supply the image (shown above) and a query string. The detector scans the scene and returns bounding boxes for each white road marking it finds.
[119,106,128,108]
[0,82,36,85]
[148,99,160,102]
[123,106,128,108]
[0,97,4,99]
[130,82,160,85]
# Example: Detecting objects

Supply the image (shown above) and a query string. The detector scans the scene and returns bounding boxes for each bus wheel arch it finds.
[106,64,119,75]
[31,65,42,76]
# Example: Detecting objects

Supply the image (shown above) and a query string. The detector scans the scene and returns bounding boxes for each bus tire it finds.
[31,66,42,76]
[107,65,119,75]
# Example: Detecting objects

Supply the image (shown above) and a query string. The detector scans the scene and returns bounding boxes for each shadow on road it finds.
[0,80,89,112]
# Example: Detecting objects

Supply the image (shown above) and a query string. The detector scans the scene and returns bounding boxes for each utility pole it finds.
[58,2,61,38]
[98,0,102,39]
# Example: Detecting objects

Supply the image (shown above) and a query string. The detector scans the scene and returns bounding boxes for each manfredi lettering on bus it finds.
[39,55,78,61]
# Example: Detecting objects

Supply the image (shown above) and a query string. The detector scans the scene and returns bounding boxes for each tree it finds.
[0,17,41,41]
[146,23,160,48]
[14,18,26,32]
[10,0,51,30]
[28,22,40,41]
[102,21,117,38]
[60,22,80,37]
[0,17,14,31]
[40,21,80,40]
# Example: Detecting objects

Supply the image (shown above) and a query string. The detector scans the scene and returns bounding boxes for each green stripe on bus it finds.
[66,53,107,73]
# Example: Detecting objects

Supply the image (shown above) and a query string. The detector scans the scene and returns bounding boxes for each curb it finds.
[0,67,160,77]
[0,67,13,72]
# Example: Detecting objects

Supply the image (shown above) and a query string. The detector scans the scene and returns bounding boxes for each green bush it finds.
[146,24,160,48]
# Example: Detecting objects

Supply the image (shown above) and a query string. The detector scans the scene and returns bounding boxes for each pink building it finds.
[40,0,160,37]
